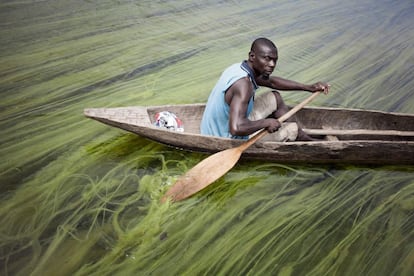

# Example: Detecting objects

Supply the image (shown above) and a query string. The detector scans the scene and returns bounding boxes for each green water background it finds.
[1,0,413,275]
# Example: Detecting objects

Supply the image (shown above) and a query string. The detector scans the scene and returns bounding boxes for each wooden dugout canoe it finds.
[84,104,414,165]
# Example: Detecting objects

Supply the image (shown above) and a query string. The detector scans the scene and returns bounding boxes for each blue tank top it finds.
[200,61,258,139]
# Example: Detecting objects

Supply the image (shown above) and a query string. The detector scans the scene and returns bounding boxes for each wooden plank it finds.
[303,129,414,137]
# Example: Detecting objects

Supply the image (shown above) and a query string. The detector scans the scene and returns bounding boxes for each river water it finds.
[1,0,413,275]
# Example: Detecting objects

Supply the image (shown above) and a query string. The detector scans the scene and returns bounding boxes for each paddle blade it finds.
[161,147,243,202]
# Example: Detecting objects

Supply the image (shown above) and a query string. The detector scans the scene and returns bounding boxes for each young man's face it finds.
[250,45,278,79]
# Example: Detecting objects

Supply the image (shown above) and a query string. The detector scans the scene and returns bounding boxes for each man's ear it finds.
[248,51,255,61]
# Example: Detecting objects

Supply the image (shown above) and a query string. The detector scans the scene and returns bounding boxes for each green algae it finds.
[0,0,414,275]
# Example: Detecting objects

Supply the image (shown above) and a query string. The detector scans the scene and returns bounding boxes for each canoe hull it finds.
[84,104,414,165]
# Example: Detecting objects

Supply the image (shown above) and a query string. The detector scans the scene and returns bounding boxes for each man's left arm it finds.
[257,75,330,94]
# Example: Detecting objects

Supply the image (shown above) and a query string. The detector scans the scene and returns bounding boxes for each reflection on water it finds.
[0,0,413,275]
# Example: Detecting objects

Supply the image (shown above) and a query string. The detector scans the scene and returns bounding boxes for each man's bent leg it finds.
[249,91,278,121]
[249,91,298,142]
[270,91,318,141]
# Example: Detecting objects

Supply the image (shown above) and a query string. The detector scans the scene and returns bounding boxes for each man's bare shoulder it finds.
[226,76,254,104]
[230,76,254,95]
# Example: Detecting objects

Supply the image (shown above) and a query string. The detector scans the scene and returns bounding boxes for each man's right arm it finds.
[227,78,280,136]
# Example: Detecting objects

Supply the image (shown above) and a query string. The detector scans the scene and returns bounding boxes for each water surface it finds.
[1,0,413,275]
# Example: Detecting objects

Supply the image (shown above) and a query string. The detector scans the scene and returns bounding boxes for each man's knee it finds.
[271,90,289,118]
[272,90,283,105]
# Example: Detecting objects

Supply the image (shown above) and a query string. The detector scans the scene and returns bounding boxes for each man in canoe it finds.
[200,37,330,141]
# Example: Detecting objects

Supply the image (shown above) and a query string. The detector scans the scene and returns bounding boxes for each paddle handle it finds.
[239,92,321,150]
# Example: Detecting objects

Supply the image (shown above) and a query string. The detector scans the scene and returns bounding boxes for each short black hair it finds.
[250,37,277,52]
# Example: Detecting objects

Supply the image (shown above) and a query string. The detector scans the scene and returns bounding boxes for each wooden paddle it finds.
[160,92,321,203]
